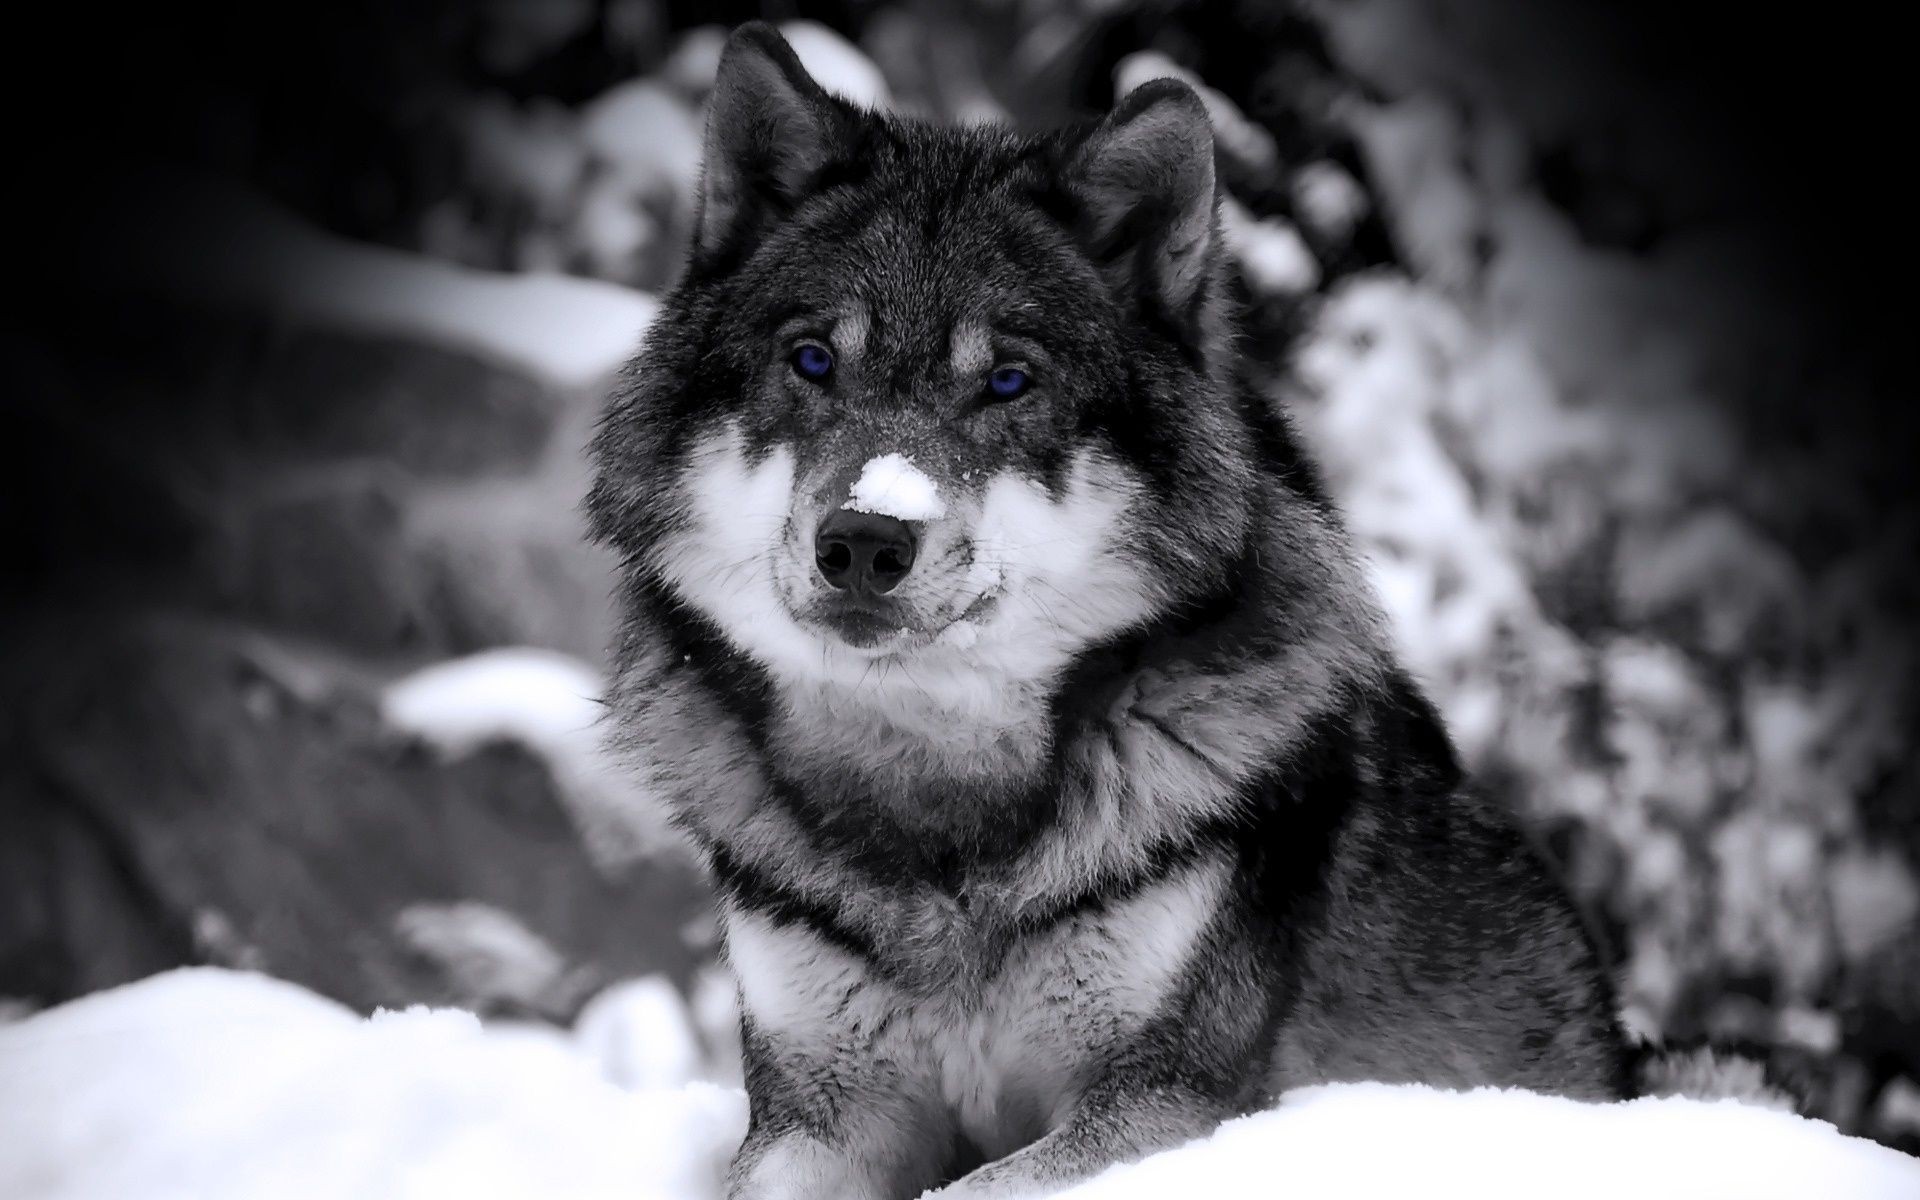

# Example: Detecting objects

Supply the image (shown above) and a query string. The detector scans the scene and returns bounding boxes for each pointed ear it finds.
[694,23,848,260]
[1068,80,1220,324]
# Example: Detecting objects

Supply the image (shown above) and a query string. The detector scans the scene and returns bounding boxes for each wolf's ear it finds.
[694,23,848,260]
[1068,80,1220,324]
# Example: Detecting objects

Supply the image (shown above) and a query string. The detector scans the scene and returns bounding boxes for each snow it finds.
[1828,847,1920,964]
[779,20,891,109]
[574,976,707,1093]
[382,647,603,757]
[1221,197,1321,295]
[111,175,658,390]
[5,969,1914,1200]
[664,27,729,95]
[1292,160,1370,242]
[0,968,744,1200]
[1055,1083,1920,1200]
[1351,97,1483,293]
[846,453,947,520]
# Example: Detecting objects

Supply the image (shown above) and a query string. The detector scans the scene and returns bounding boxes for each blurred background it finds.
[4,0,1915,1154]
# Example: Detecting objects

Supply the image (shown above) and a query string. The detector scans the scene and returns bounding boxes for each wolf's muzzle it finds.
[815,511,917,597]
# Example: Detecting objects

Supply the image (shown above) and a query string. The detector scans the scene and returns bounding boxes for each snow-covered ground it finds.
[3,969,1914,1200]
[0,970,742,1200]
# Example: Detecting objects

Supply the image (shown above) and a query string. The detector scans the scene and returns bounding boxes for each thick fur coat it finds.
[587,23,1629,1199]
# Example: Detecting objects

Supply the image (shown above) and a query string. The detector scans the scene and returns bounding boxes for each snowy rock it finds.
[178,312,614,655]
[1712,811,1835,1000]
[1221,198,1320,295]
[1876,1079,1920,1143]
[665,26,729,96]
[1294,276,1540,683]
[216,467,428,652]
[381,647,603,759]
[579,81,704,204]
[238,326,563,478]
[1829,848,1920,966]
[1352,97,1481,293]
[115,176,658,391]
[381,646,679,870]
[1292,160,1370,243]
[0,619,708,1011]
[402,474,622,663]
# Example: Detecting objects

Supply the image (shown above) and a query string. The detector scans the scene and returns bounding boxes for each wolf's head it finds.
[590,23,1297,757]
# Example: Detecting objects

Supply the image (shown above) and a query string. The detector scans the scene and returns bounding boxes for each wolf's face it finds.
[591,28,1263,728]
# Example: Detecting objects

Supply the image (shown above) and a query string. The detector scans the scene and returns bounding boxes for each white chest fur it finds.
[724,855,1229,1158]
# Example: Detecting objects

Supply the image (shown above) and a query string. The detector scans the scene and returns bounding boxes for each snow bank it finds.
[382,647,605,759]
[109,175,658,389]
[5,970,1913,1200]
[1059,1082,1920,1200]
[0,969,743,1200]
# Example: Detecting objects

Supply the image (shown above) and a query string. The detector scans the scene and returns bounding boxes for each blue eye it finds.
[791,342,834,381]
[987,366,1030,400]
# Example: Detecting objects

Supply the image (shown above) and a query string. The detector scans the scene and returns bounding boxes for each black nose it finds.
[815,510,917,596]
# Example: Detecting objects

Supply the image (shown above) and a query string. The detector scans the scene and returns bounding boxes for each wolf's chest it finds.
[723,856,1229,1153]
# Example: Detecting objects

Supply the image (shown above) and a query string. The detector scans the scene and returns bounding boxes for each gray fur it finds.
[587,23,1629,1199]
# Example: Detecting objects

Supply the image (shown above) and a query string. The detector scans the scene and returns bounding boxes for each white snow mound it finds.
[846,453,947,521]
[1056,1081,1920,1200]
[3,969,1915,1200]
[381,646,604,757]
[0,968,744,1200]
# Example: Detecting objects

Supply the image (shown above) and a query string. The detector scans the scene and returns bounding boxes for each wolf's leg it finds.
[728,1030,948,1200]
[728,1093,954,1200]
[928,1085,1228,1199]
[729,1094,955,1200]
[728,1128,900,1200]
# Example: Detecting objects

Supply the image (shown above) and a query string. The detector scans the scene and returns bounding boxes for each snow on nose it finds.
[844,453,946,521]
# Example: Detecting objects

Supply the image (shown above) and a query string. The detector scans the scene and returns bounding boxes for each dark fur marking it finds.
[712,841,881,964]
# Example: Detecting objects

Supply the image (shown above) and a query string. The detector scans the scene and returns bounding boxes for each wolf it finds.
[587,22,1631,1199]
